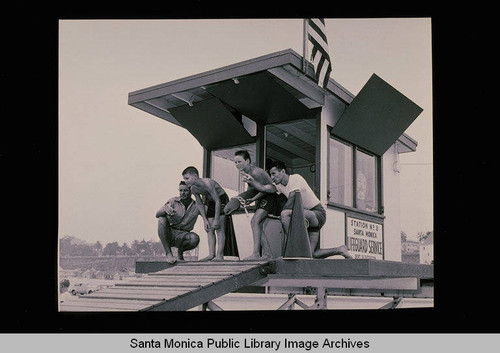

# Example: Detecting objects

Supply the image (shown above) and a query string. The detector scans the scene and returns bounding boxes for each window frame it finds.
[207,142,258,196]
[327,133,383,218]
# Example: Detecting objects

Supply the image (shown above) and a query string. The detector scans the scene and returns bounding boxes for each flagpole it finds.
[302,19,308,73]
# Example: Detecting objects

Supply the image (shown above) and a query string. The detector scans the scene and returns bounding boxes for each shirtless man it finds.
[224,150,286,260]
[245,160,352,259]
[182,166,229,261]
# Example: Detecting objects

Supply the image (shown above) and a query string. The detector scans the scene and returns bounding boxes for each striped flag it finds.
[306,18,332,89]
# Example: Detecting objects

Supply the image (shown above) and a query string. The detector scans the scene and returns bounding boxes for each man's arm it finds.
[155,198,176,218]
[192,191,208,222]
[155,205,167,218]
[243,173,277,193]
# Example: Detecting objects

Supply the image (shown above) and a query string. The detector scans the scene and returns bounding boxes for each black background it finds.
[1,4,495,333]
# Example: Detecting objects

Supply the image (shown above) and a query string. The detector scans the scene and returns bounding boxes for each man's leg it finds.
[280,192,303,235]
[282,206,353,259]
[308,231,352,259]
[280,209,292,235]
[244,208,268,260]
[200,223,216,261]
[177,232,200,260]
[281,209,318,234]
[214,215,226,261]
[303,209,352,259]
[224,189,258,215]
[157,216,177,264]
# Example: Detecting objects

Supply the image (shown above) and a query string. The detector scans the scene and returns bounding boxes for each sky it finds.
[59,18,433,245]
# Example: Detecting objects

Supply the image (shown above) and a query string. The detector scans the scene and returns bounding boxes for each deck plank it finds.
[81,292,183,301]
[96,287,198,296]
[60,306,137,312]
[60,298,159,311]
[116,277,223,286]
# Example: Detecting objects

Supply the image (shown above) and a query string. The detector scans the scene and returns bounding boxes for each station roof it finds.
[128,49,420,154]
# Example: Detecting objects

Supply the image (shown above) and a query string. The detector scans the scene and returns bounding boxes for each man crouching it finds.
[156,181,200,264]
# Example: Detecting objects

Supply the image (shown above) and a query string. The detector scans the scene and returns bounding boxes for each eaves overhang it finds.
[128,49,420,154]
[127,49,351,150]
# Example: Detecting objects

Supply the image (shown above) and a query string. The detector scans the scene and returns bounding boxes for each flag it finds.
[306,18,332,89]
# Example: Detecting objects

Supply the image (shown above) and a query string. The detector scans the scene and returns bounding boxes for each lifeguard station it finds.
[60,49,433,311]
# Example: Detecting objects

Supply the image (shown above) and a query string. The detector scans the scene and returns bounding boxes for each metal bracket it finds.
[259,261,276,276]
[202,300,223,311]
[379,297,402,309]
[277,288,328,310]
[277,294,310,310]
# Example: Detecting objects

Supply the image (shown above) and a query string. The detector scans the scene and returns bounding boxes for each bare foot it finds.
[339,245,354,259]
[199,255,215,262]
[211,256,224,262]
[165,253,177,264]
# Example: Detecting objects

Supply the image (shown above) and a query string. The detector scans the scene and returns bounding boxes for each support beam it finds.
[202,301,224,311]
[273,122,316,146]
[379,297,402,309]
[267,67,324,108]
[276,294,311,310]
[266,133,315,162]
[262,275,419,291]
[277,294,298,310]
[311,287,327,310]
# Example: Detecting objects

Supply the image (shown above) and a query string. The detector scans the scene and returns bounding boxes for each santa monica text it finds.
[130,337,370,350]
[130,338,204,349]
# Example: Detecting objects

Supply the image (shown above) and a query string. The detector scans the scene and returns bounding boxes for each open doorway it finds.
[265,118,318,194]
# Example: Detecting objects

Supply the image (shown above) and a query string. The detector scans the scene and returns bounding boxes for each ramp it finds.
[60,259,433,311]
[59,260,273,312]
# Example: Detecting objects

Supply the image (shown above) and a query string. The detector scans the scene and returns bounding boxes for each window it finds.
[328,136,380,214]
[210,143,256,197]
[328,138,353,207]
[356,149,377,212]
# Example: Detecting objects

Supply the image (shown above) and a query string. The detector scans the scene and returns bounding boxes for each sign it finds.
[346,217,383,259]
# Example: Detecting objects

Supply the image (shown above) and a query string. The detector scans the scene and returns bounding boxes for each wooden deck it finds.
[59,260,272,312]
[59,259,433,311]
[260,259,434,308]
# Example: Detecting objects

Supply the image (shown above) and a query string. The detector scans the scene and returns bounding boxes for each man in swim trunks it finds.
[245,160,352,259]
[224,150,287,260]
[182,166,229,261]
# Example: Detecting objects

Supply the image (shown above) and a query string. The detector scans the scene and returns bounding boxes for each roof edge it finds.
[128,49,355,105]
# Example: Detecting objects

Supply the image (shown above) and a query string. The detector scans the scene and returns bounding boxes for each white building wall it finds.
[321,95,405,261]
[195,213,254,260]
[322,208,346,250]
[381,144,402,261]
[320,95,345,250]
